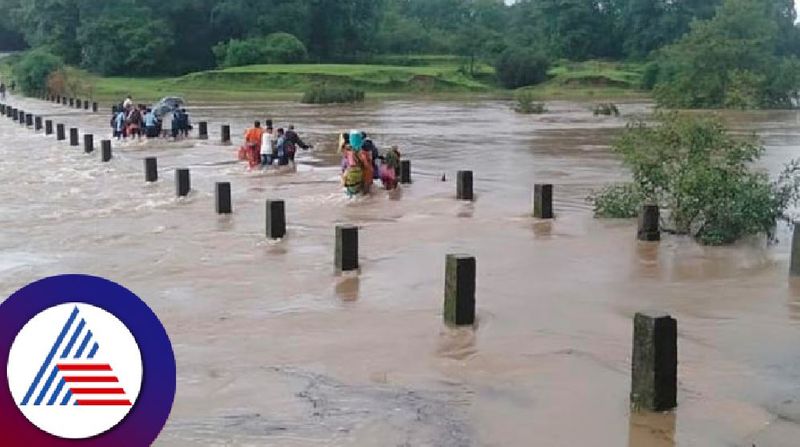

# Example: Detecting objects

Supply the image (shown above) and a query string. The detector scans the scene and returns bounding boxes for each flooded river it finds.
[1,96,799,446]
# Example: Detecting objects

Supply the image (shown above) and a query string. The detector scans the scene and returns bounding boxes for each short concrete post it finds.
[198,121,208,140]
[92,102,98,113]
[69,128,79,146]
[144,157,158,182]
[56,124,65,141]
[175,169,190,197]
[631,312,677,412]
[444,254,476,326]
[533,184,554,219]
[638,205,661,242]
[400,160,412,184]
[25,113,32,127]
[45,120,53,135]
[215,182,232,214]
[61,96,67,105]
[75,99,81,109]
[456,170,474,201]
[69,98,74,107]
[18,110,24,125]
[84,100,89,110]
[35,116,42,131]
[10,108,16,120]
[0,104,5,114]
[790,223,800,276]
[335,225,359,272]
[101,140,112,162]
[83,134,94,153]
[265,200,286,239]
[221,125,231,144]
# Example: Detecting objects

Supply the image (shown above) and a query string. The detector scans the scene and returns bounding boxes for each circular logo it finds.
[0,275,176,446]
[7,303,144,439]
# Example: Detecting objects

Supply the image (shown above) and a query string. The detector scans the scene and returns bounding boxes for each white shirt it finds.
[123,98,132,109]
[261,131,275,155]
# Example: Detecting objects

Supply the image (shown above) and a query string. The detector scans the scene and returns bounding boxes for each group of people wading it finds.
[240,120,312,168]
[339,130,402,196]
[111,96,191,141]
[239,124,402,196]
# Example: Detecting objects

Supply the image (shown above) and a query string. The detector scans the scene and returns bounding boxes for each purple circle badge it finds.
[0,275,176,446]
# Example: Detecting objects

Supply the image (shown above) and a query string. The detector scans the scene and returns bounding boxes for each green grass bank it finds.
[2,56,648,103]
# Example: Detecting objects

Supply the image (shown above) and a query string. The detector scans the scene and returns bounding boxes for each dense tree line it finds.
[1,0,799,109]
[0,0,747,75]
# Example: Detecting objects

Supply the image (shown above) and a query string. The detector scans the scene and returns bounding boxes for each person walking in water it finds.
[243,121,264,169]
[284,124,312,165]
[260,125,276,167]
[0,82,6,100]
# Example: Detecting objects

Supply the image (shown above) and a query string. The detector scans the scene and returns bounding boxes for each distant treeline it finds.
[0,0,757,74]
[1,0,800,109]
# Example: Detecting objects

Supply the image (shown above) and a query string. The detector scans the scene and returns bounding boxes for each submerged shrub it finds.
[301,85,365,104]
[513,91,546,114]
[589,183,642,218]
[593,111,800,245]
[593,103,620,116]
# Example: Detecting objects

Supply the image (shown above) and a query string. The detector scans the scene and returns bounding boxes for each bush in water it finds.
[513,91,546,114]
[301,85,365,104]
[588,184,642,219]
[593,103,620,116]
[12,49,63,95]
[592,111,800,245]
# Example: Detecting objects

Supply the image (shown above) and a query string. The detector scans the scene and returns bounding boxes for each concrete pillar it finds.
[83,134,94,153]
[45,120,53,135]
[0,104,5,114]
[69,98,74,107]
[790,223,800,276]
[35,116,42,131]
[638,205,661,242]
[175,168,190,197]
[335,225,359,272]
[18,110,25,125]
[265,200,286,239]
[444,254,476,326]
[25,113,32,127]
[400,160,412,184]
[198,121,208,140]
[56,124,65,141]
[101,140,112,162]
[75,99,81,109]
[533,184,554,219]
[631,312,677,412]
[457,170,474,201]
[215,182,232,214]
[84,100,89,110]
[10,108,16,120]
[221,125,231,144]
[144,157,158,183]
[69,128,79,146]
[92,102,98,113]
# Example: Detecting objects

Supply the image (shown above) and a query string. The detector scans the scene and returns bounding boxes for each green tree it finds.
[654,0,800,108]
[591,112,800,245]
[494,46,550,89]
[12,48,63,94]
[214,33,307,67]
[77,4,173,76]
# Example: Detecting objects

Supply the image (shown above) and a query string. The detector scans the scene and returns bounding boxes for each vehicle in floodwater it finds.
[151,96,185,119]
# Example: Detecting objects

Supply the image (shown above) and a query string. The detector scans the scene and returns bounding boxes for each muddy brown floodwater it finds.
[1,96,800,446]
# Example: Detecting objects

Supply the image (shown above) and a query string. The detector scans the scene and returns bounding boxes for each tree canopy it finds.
[0,0,799,107]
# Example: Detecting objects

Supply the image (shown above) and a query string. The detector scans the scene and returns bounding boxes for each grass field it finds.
[3,55,648,103]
